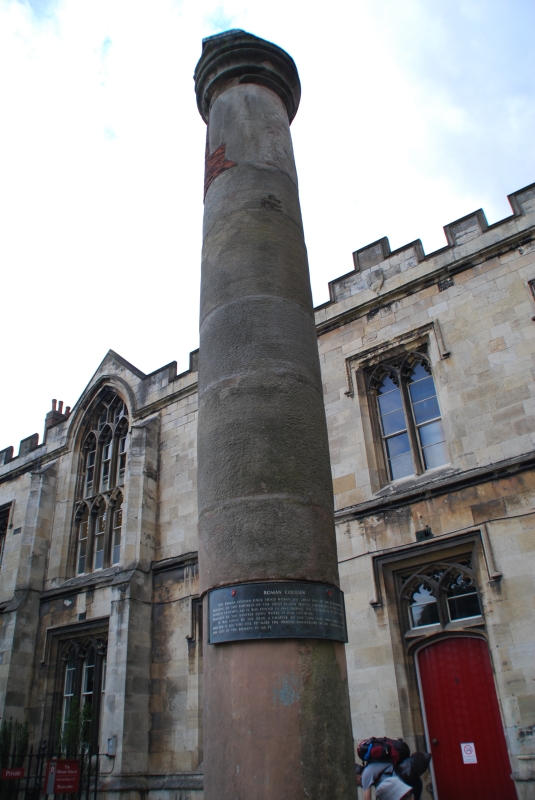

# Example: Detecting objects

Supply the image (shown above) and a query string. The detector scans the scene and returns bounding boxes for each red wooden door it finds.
[417,637,517,800]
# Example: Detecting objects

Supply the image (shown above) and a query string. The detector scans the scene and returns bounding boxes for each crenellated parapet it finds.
[0,348,200,478]
[322,182,535,309]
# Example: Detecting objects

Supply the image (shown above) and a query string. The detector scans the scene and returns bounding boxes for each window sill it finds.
[405,617,485,640]
[405,623,441,639]
[43,566,122,599]
[445,615,484,631]
[374,463,457,498]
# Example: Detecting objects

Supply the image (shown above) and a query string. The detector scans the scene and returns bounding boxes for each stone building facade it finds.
[0,181,534,799]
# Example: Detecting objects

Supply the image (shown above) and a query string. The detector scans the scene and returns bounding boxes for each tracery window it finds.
[399,558,482,632]
[60,637,107,749]
[369,353,448,482]
[74,389,128,575]
[74,493,123,575]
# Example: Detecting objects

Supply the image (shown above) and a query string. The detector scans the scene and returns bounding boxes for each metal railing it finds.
[0,743,101,800]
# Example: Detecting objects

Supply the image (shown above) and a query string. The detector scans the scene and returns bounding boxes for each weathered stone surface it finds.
[195,30,355,800]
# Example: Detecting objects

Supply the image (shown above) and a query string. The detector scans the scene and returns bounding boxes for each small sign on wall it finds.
[43,760,80,794]
[461,742,477,764]
[1,768,24,779]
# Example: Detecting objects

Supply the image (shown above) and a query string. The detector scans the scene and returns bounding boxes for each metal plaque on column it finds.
[208,581,348,644]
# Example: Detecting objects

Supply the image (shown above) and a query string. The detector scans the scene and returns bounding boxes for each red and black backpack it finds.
[357,737,410,768]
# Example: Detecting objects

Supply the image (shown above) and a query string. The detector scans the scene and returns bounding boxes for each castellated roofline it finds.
[0,348,199,473]
[317,181,535,313]
[1,182,534,468]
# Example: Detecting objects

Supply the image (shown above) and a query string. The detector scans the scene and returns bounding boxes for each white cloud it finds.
[0,0,533,450]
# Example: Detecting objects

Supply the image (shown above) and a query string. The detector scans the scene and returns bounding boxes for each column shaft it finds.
[195,31,356,799]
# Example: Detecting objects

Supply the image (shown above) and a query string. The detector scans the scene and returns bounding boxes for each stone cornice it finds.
[334,451,535,521]
[98,773,203,792]
[152,552,199,573]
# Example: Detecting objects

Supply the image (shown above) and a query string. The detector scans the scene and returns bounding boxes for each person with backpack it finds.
[355,737,430,800]
[356,762,414,800]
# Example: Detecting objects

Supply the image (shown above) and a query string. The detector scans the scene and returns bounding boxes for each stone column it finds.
[194,30,356,799]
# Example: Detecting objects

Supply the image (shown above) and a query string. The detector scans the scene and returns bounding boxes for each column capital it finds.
[194,29,301,124]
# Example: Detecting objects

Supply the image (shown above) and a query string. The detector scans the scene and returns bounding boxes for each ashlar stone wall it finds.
[318,182,535,799]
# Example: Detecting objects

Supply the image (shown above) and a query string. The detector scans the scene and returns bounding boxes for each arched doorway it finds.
[417,636,516,800]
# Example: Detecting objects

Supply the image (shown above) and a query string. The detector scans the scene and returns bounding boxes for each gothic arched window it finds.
[400,559,482,631]
[370,354,448,482]
[79,390,129,501]
[74,493,123,576]
[75,389,129,576]
[60,638,107,750]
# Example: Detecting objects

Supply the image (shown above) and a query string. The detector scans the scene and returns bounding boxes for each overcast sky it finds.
[1,0,534,452]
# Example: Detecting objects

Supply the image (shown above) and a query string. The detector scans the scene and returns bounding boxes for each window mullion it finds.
[88,512,97,572]
[400,378,423,474]
[91,653,104,750]
[104,504,113,568]
[73,649,84,703]
[110,433,120,490]
[94,441,105,495]
[436,586,449,627]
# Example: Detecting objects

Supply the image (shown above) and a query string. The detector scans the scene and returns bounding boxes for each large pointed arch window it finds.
[79,391,129,501]
[370,354,448,482]
[74,389,129,575]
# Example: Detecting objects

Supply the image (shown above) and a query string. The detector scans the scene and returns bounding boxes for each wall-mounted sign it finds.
[208,581,348,644]
[44,760,80,794]
[1,767,24,780]
[461,743,477,764]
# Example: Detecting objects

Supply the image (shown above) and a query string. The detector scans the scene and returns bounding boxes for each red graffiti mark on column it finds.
[204,133,237,199]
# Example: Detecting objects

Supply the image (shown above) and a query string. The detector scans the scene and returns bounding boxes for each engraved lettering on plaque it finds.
[208,582,348,644]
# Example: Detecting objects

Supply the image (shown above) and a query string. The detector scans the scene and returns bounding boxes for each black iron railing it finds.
[0,744,101,800]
